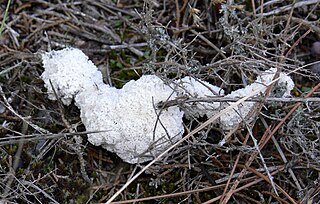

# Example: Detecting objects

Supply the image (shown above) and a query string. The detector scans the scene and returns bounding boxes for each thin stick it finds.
[256,0,319,16]
[219,132,250,202]
[159,96,320,108]
[190,30,227,59]
[0,87,50,134]
[251,0,256,16]
[203,167,284,204]
[0,130,107,146]
[241,165,298,204]
[260,0,264,16]
[110,168,283,204]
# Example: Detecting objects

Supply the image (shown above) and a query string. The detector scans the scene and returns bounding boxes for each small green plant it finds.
[0,0,11,36]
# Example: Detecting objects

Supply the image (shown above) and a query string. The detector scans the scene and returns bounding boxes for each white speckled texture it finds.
[41,48,295,162]
[75,75,184,163]
[220,68,294,130]
[175,76,224,118]
[41,48,105,105]
[41,48,184,164]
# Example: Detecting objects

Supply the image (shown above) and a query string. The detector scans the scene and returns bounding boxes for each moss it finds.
[0,75,7,83]
[16,167,24,176]
[19,75,32,83]
[110,59,124,69]
[5,144,18,155]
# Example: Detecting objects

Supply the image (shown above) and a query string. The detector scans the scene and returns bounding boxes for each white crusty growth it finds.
[75,75,184,163]
[219,68,294,130]
[41,47,295,163]
[41,48,184,164]
[175,76,224,118]
[41,48,105,105]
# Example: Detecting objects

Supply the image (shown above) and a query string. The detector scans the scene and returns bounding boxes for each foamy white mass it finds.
[41,48,184,163]
[41,47,294,163]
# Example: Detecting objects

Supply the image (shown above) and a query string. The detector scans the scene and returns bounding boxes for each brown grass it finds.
[0,0,320,203]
